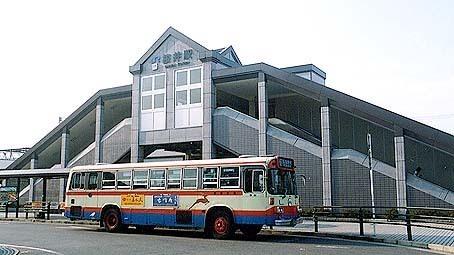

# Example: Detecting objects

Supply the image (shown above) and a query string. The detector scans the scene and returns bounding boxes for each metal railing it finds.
[310,206,454,241]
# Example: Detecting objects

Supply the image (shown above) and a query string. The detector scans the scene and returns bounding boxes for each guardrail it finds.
[310,206,454,241]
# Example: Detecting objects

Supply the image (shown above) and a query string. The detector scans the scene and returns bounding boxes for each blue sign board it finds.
[153,194,178,207]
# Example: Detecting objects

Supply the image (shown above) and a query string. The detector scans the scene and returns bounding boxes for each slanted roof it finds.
[130,27,210,71]
[220,46,242,65]
[212,63,454,157]
[7,85,132,170]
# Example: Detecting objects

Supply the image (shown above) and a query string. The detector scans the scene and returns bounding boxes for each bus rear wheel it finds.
[103,208,123,233]
[210,211,234,239]
[240,225,262,239]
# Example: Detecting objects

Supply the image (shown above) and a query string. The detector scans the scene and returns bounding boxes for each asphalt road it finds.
[0,221,441,255]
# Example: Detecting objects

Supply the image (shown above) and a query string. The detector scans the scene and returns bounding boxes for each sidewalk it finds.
[272,220,454,251]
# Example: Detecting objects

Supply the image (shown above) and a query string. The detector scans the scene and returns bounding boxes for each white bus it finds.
[65,156,301,239]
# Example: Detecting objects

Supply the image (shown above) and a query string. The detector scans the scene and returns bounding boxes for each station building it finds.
[3,27,454,209]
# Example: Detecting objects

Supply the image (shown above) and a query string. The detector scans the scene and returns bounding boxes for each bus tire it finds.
[240,225,262,240]
[210,210,234,239]
[103,208,123,233]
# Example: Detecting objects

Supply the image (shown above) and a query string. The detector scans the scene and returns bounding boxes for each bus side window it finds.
[133,170,148,189]
[87,172,98,190]
[149,169,165,189]
[71,172,81,190]
[80,173,86,189]
[182,168,198,189]
[220,167,240,188]
[117,170,132,189]
[202,167,218,189]
[167,169,181,189]
[102,172,116,189]
[243,168,264,193]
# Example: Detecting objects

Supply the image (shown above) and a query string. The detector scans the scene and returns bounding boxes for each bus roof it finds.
[70,156,278,172]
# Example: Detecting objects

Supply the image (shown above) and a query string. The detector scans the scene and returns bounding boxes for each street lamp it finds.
[367,133,376,236]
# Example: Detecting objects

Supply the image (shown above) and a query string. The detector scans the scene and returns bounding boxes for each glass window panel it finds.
[220,179,239,187]
[183,168,197,178]
[87,172,98,190]
[176,90,187,106]
[190,68,201,84]
[71,173,81,189]
[117,171,131,188]
[176,71,187,86]
[102,172,115,188]
[142,95,152,110]
[142,77,152,91]
[150,169,165,179]
[133,170,148,180]
[203,167,218,189]
[154,74,165,90]
[154,93,165,109]
[183,180,197,188]
[190,88,201,104]
[168,169,181,179]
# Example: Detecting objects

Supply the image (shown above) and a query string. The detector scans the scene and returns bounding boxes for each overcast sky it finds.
[0,0,453,149]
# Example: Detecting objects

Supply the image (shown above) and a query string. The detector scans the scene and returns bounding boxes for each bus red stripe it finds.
[66,190,244,196]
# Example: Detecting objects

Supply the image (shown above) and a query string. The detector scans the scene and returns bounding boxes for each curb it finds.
[0,217,98,225]
[263,229,453,254]
[1,218,453,253]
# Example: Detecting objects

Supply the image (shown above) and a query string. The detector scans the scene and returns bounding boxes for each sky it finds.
[0,0,453,149]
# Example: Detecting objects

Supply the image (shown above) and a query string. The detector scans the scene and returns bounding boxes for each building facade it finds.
[4,27,454,209]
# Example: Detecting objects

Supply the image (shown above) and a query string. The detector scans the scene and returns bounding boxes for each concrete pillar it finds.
[202,62,215,159]
[394,127,407,209]
[61,127,69,167]
[258,72,268,156]
[60,128,69,202]
[29,154,37,202]
[321,100,332,207]
[130,73,141,163]
[94,97,105,163]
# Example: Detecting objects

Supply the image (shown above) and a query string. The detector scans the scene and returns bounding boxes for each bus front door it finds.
[242,167,266,224]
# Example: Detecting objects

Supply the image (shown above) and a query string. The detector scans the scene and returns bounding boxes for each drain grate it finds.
[0,246,19,255]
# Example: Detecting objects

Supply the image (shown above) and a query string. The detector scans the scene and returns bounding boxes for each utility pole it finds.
[367,133,376,236]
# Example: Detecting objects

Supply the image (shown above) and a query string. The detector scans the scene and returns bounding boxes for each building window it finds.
[202,167,218,189]
[183,168,198,189]
[149,169,165,189]
[220,167,240,188]
[175,67,202,128]
[141,73,166,131]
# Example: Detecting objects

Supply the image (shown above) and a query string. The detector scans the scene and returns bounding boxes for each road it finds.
[0,221,440,255]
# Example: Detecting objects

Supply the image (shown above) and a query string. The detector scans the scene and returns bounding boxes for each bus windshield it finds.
[267,169,297,195]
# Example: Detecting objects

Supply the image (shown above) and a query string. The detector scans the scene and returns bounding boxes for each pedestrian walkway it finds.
[275,220,454,247]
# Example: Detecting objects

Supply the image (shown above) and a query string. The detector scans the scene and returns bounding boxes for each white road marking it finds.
[55,225,93,230]
[315,245,347,249]
[0,243,64,255]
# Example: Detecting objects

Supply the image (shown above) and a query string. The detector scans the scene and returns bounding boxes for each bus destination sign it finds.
[153,194,178,207]
[278,157,294,169]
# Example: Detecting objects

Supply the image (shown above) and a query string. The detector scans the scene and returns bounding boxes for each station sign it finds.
[150,49,194,70]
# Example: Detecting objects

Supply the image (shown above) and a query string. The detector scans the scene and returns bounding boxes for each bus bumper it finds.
[274,219,295,226]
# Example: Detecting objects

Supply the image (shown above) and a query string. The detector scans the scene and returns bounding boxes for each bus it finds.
[64,156,301,239]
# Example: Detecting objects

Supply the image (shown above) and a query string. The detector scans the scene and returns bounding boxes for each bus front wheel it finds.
[103,208,123,233]
[210,210,234,239]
